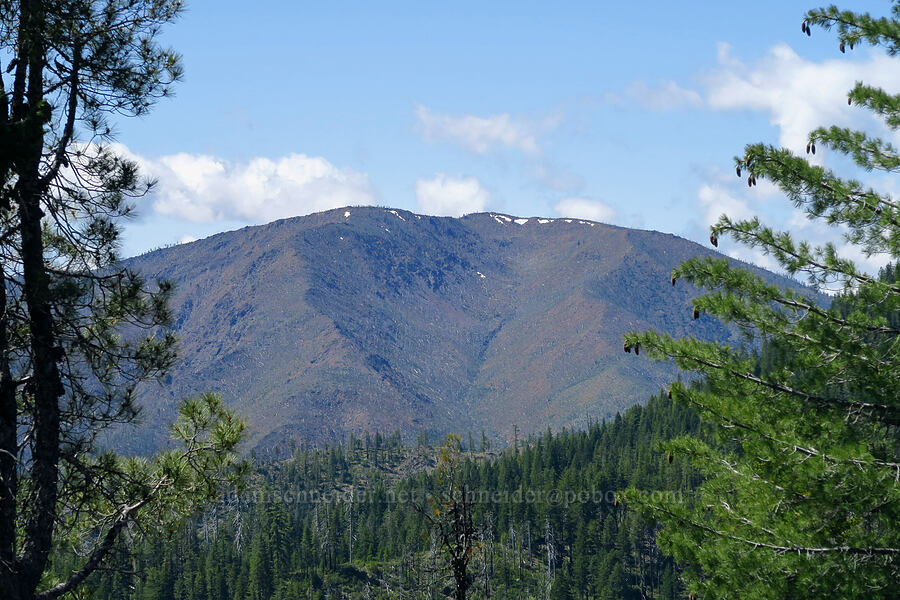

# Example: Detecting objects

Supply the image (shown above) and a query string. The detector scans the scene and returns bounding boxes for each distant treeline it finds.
[57,394,702,600]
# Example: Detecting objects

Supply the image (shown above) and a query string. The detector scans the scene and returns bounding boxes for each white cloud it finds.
[629,43,900,276]
[554,197,616,223]
[690,169,784,270]
[415,174,490,217]
[697,182,755,229]
[698,186,786,274]
[693,174,891,277]
[416,105,551,154]
[613,43,900,153]
[623,80,703,110]
[704,43,900,152]
[178,235,197,245]
[127,149,374,223]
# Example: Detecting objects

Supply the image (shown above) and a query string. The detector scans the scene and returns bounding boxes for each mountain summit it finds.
[120,207,757,452]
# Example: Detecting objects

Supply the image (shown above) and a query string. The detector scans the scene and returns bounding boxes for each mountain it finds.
[117,207,785,453]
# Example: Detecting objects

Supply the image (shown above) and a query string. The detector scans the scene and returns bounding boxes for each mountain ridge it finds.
[116,206,797,453]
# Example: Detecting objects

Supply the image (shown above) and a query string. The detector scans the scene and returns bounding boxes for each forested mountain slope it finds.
[71,394,702,600]
[119,207,803,452]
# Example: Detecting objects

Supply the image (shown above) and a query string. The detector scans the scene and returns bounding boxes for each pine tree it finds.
[623,3,900,598]
[247,534,273,600]
[0,2,246,599]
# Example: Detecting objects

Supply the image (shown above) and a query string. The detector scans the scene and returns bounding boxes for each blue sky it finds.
[116,0,897,274]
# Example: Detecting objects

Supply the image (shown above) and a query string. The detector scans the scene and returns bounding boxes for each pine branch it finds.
[811,125,900,173]
[627,332,900,426]
[677,256,900,336]
[34,478,167,600]
[807,6,900,55]
[643,502,900,557]
[672,385,900,473]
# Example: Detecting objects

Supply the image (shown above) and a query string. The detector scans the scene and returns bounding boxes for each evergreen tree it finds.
[247,534,273,600]
[623,4,900,598]
[73,395,700,600]
[0,2,246,599]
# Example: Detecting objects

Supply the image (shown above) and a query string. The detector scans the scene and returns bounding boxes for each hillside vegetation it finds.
[119,207,803,454]
[68,395,701,600]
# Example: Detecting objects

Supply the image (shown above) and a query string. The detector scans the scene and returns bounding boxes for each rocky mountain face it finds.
[116,207,780,453]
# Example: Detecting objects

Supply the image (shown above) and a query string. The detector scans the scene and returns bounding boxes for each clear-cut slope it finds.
[116,207,766,453]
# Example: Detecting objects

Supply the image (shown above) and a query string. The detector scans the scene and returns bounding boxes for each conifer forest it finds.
[1,1,898,599]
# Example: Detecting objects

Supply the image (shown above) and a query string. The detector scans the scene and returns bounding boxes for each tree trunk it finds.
[9,2,65,598]
[0,264,20,598]
[452,556,468,600]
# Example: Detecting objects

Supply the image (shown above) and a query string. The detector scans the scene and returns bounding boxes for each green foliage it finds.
[67,395,700,600]
[0,2,245,599]
[623,4,900,598]
[55,393,247,551]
